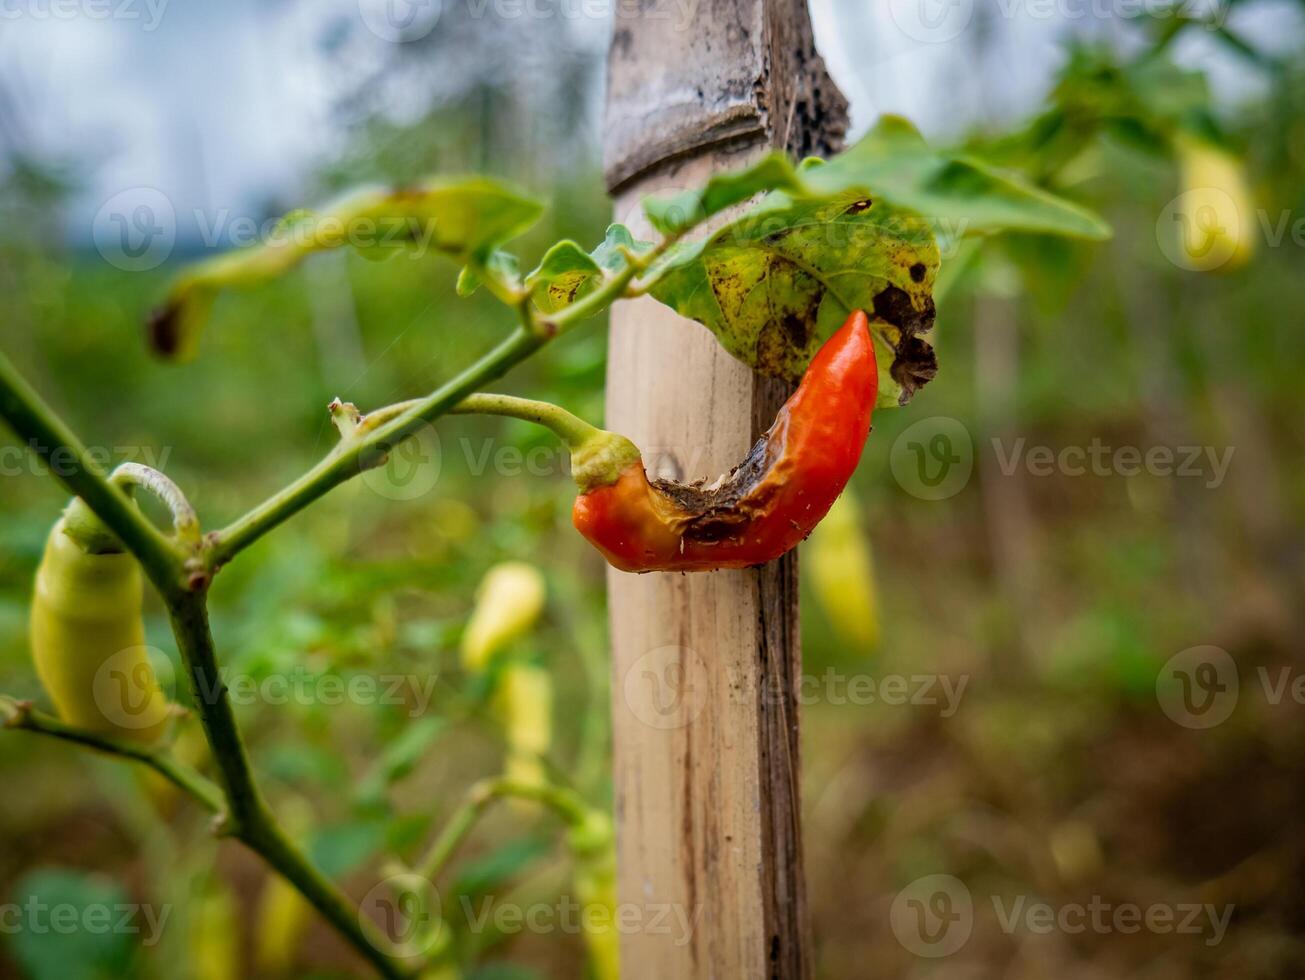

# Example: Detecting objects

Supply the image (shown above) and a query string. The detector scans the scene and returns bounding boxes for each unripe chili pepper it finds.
[495,661,553,792]
[571,309,877,572]
[191,877,240,980]
[30,511,171,742]
[568,809,619,980]
[807,488,880,650]
[1173,133,1255,272]
[254,797,315,976]
[459,562,546,673]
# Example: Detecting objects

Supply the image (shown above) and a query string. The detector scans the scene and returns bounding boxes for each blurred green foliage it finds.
[2,7,1305,980]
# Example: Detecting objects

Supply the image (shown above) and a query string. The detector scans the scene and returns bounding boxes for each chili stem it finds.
[414,776,590,883]
[0,220,681,980]
[450,393,603,449]
[1,696,225,814]
[349,393,601,450]
[208,326,542,568]
[166,593,413,980]
[0,350,185,592]
[112,463,202,544]
[207,228,678,569]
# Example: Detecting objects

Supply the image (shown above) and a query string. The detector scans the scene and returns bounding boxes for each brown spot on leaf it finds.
[873,283,938,403]
[843,198,872,215]
[752,278,821,380]
[890,336,938,406]
[147,301,182,358]
[910,262,927,283]
[872,284,935,340]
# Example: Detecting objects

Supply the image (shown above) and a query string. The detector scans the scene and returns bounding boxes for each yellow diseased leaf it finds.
[806,491,880,651]
[460,562,546,673]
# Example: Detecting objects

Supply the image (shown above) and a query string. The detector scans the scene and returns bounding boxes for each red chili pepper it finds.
[572,309,877,572]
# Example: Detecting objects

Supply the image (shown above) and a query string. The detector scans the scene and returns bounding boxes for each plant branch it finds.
[164,592,412,978]
[448,393,602,448]
[0,354,413,978]
[112,463,202,544]
[1,696,225,815]
[550,233,680,333]
[415,776,590,884]
[207,326,544,568]
[0,349,185,592]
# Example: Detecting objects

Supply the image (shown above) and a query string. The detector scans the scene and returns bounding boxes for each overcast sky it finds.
[0,0,1296,245]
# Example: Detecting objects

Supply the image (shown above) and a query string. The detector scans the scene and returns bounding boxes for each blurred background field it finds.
[2,1,1305,977]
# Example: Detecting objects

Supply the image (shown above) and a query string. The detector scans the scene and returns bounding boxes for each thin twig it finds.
[415,776,590,884]
[1,696,225,815]
[207,233,676,569]
[0,351,184,592]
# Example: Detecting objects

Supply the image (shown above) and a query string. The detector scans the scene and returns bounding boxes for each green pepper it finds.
[30,516,170,742]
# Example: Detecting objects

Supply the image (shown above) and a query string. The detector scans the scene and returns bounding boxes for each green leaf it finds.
[451,835,551,898]
[7,870,138,980]
[524,241,602,313]
[640,115,1110,403]
[805,115,1112,244]
[149,177,544,360]
[648,191,941,406]
[643,154,807,235]
[456,250,521,299]
[523,224,651,314]
[308,820,386,879]
[355,716,446,806]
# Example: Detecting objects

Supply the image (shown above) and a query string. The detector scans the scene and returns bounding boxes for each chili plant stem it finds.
[208,229,679,569]
[208,326,544,567]
[241,811,411,980]
[0,358,414,980]
[415,776,590,883]
[0,350,185,592]
[448,393,602,448]
[165,592,414,979]
[0,696,225,814]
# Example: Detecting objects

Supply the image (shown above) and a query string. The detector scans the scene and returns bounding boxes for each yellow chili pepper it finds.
[30,517,170,742]
[806,490,880,651]
[253,873,311,976]
[1172,134,1255,272]
[569,810,619,980]
[253,798,315,976]
[191,878,240,980]
[460,562,546,673]
[495,662,553,792]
